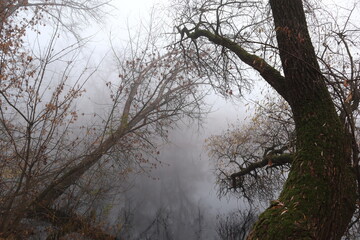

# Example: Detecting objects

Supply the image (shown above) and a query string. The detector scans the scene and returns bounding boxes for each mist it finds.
[0,0,259,239]
[101,95,249,239]
[76,5,254,238]
[3,0,360,239]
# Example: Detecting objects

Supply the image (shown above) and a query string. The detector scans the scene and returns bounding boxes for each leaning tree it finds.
[0,1,208,238]
[175,0,360,239]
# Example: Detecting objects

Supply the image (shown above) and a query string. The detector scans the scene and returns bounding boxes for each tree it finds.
[0,0,109,89]
[207,95,294,203]
[0,1,208,238]
[0,40,206,237]
[216,208,257,240]
[175,0,360,239]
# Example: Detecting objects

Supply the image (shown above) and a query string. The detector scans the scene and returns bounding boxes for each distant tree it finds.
[175,0,360,238]
[137,207,174,240]
[216,208,257,240]
[193,205,205,240]
[112,152,214,240]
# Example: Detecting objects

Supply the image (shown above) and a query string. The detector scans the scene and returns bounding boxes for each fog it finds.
[4,0,359,239]
[103,95,249,239]
[79,3,259,233]
[5,0,259,239]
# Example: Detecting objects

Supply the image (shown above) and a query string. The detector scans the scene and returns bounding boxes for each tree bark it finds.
[247,0,356,239]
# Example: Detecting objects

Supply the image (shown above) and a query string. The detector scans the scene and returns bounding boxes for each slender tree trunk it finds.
[247,0,356,239]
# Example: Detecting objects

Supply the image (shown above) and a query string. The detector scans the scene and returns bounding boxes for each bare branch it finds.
[181,28,288,101]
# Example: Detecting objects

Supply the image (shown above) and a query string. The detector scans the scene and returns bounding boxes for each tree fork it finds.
[247,0,356,239]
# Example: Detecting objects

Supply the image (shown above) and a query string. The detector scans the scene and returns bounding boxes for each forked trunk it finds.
[247,0,356,239]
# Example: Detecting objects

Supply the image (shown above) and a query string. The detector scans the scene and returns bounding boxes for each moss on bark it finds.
[248,96,356,239]
[247,0,357,239]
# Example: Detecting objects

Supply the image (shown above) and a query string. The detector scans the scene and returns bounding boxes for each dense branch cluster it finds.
[207,96,294,201]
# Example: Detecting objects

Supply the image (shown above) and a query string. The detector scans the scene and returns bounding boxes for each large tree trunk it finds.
[247,1,356,239]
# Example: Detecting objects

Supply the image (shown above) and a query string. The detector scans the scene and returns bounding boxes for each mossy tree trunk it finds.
[180,0,357,238]
[247,0,356,239]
